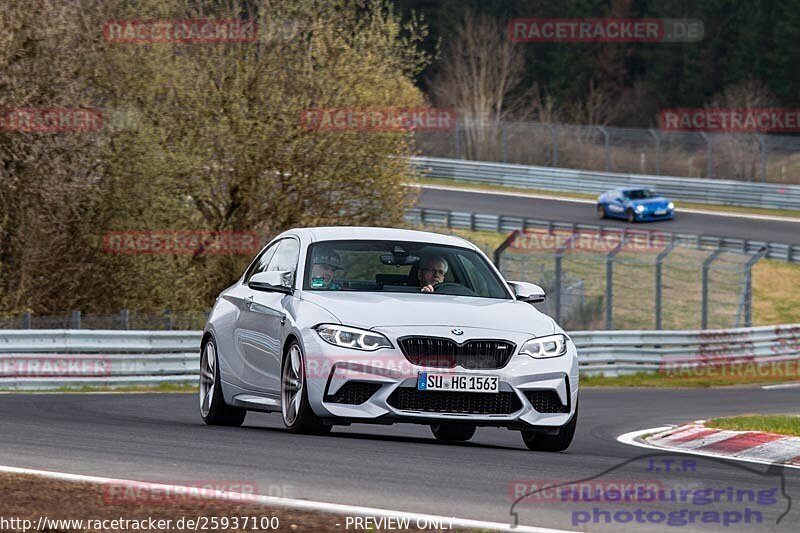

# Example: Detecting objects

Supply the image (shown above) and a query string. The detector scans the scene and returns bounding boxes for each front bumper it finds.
[301,326,579,429]
[635,209,674,221]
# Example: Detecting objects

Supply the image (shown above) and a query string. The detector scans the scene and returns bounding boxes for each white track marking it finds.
[0,464,573,533]
[762,382,800,390]
[617,427,800,470]
[410,183,800,223]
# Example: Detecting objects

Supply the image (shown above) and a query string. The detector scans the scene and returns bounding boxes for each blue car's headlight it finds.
[315,324,392,351]
[635,205,646,213]
[520,334,568,359]
[668,202,675,210]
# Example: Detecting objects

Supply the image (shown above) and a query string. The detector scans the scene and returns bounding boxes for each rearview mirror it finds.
[248,271,293,293]
[507,281,546,303]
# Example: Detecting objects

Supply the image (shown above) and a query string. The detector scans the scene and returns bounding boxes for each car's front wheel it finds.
[430,422,476,442]
[521,401,578,452]
[596,204,606,219]
[281,341,331,435]
[200,337,247,426]
[626,208,636,223]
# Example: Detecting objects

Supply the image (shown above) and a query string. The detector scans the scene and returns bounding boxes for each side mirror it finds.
[507,281,546,303]
[249,270,293,293]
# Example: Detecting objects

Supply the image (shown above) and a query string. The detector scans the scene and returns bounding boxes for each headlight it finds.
[635,205,645,212]
[668,202,675,210]
[520,334,568,359]
[315,324,392,351]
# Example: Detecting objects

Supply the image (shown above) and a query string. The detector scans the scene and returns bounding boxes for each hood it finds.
[299,291,556,335]
[629,197,668,208]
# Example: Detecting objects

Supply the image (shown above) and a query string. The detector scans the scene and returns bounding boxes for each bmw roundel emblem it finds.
[451,328,464,335]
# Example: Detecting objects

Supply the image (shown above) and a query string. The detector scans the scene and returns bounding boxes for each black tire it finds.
[430,422,476,442]
[200,337,247,426]
[597,204,606,219]
[281,341,331,435]
[521,401,578,452]
[625,208,636,223]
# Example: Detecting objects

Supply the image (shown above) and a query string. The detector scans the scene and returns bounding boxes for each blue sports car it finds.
[596,187,675,222]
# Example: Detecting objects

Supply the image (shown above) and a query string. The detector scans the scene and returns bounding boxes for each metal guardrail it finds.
[405,206,800,263]
[410,156,800,211]
[1,326,798,387]
[0,330,198,389]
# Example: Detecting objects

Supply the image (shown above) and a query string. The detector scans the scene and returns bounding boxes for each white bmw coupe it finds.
[200,227,579,451]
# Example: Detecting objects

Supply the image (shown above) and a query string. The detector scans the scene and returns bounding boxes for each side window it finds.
[267,238,300,274]
[244,242,279,283]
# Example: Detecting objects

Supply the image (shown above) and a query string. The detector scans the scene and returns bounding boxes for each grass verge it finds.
[705,415,800,437]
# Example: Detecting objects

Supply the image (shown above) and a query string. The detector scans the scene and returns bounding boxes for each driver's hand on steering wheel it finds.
[421,284,435,293]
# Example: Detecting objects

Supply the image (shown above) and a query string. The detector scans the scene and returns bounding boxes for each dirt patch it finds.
[0,473,462,532]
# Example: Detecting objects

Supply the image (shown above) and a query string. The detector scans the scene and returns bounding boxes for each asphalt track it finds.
[2,390,798,532]
[416,187,800,246]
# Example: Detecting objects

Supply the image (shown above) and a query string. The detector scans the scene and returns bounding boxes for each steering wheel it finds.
[431,282,477,297]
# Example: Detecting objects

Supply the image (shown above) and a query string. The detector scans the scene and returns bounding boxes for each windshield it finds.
[303,240,511,299]
[624,189,655,200]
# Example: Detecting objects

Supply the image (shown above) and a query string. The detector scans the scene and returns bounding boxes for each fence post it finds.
[649,128,661,175]
[553,233,577,324]
[70,310,81,329]
[755,134,766,182]
[120,309,130,330]
[598,126,610,171]
[701,132,713,178]
[701,247,725,329]
[605,236,628,330]
[501,121,508,163]
[551,124,558,166]
[743,247,768,326]
[163,309,173,330]
[654,241,678,330]
[22,312,32,329]
[454,119,461,159]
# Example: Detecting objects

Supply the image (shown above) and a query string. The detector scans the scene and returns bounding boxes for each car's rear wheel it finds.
[200,337,247,426]
[430,422,476,442]
[521,401,578,452]
[596,204,606,219]
[281,342,331,435]
[626,208,636,223]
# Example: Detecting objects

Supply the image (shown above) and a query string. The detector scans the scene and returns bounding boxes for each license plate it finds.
[417,373,499,393]
[654,209,667,215]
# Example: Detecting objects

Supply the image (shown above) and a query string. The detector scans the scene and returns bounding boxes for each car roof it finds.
[615,186,653,193]
[279,226,477,249]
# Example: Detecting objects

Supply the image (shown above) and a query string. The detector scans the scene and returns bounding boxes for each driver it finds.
[417,255,448,293]
[310,249,342,290]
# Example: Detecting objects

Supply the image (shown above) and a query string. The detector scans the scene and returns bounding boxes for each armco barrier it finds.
[410,156,800,211]
[1,325,798,388]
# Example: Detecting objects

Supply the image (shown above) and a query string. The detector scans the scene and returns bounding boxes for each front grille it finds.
[387,388,521,414]
[524,390,568,413]
[398,337,515,369]
[325,382,382,405]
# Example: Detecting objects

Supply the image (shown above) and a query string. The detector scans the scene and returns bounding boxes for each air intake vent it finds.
[398,337,515,369]
[325,382,382,405]
[387,388,521,414]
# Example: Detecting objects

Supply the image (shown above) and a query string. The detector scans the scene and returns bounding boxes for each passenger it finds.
[310,250,342,290]
[417,255,448,293]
